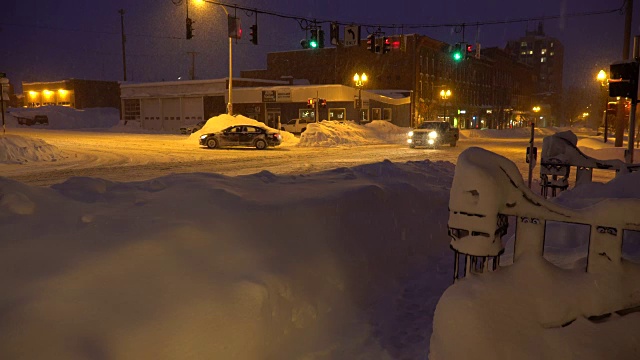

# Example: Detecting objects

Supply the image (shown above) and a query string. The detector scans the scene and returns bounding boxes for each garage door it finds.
[182,97,204,126]
[141,99,162,130]
[161,98,181,132]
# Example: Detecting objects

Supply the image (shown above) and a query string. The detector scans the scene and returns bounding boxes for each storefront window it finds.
[329,108,346,121]
[299,109,315,121]
[383,108,392,121]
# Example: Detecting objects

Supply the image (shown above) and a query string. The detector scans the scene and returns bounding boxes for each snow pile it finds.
[298,120,407,147]
[8,106,120,129]
[0,134,65,164]
[187,113,299,146]
[463,127,555,139]
[0,159,456,359]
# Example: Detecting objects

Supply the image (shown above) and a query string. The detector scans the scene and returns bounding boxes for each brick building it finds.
[241,33,536,129]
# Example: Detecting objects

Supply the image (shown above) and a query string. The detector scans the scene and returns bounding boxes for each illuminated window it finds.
[541,57,547,63]
[298,109,315,121]
[550,42,554,47]
[550,52,554,56]
[541,49,547,55]
[328,108,346,120]
[528,50,533,55]
[372,108,381,120]
[520,42,527,47]
[520,51,526,55]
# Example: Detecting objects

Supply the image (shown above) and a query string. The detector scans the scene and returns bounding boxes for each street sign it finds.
[344,26,360,47]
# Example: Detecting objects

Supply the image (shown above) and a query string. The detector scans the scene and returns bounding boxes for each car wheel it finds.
[206,138,218,149]
[450,141,457,147]
[255,139,267,150]
[409,144,416,149]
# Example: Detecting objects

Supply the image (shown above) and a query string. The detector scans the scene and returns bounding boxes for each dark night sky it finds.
[1,0,638,93]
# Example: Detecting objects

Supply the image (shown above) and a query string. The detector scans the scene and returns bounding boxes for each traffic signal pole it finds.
[626,36,640,164]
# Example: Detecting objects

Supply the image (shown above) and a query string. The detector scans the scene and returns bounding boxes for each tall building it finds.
[505,23,564,126]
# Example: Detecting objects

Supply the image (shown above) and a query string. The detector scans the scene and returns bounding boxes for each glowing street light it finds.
[596,69,610,142]
[440,89,452,123]
[532,106,541,113]
[354,73,368,124]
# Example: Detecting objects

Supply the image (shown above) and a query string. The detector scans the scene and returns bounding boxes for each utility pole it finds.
[119,9,127,81]
[616,0,634,147]
[626,36,639,163]
[187,51,198,80]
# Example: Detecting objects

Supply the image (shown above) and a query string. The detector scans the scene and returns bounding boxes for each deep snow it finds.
[1,108,639,359]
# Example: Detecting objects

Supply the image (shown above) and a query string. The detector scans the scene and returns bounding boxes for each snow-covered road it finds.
[2,128,615,187]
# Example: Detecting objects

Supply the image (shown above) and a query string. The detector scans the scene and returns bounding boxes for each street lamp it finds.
[189,0,234,115]
[440,89,451,124]
[354,73,368,124]
[532,106,540,126]
[596,69,609,142]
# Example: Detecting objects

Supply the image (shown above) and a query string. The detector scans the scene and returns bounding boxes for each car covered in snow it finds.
[407,121,459,148]
[199,124,282,150]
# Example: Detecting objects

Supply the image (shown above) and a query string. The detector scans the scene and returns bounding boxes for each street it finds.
[2,128,613,187]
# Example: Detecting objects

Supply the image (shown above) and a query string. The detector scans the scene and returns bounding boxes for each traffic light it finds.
[228,15,242,39]
[451,43,463,62]
[318,29,325,48]
[366,34,377,53]
[186,17,194,39]
[309,29,319,49]
[320,98,327,108]
[382,37,391,54]
[609,61,639,99]
[307,98,315,108]
[465,43,473,58]
[330,22,339,45]
[250,24,258,45]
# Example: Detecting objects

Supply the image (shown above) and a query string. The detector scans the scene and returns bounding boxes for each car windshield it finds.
[418,122,447,130]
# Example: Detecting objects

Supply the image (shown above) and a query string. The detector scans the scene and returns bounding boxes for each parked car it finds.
[407,121,459,148]
[199,125,282,150]
[280,118,314,134]
[16,114,49,126]
[180,120,207,134]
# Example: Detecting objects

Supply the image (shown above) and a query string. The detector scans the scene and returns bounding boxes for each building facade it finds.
[120,78,410,132]
[505,23,564,126]
[241,33,537,129]
[22,79,121,109]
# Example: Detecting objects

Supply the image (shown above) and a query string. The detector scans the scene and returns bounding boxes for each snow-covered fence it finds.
[448,147,640,284]
[540,131,640,197]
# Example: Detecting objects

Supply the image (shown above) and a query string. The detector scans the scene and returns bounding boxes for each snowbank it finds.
[298,120,408,147]
[463,127,555,139]
[0,134,65,164]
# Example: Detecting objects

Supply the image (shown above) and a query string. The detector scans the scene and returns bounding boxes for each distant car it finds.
[280,118,314,134]
[407,121,459,148]
[16,115,49,126]
[180,120,207,134]
[199,125,282,150]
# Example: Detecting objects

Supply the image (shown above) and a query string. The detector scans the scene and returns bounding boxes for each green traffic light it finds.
[453,52,462,61]
[310,40,318,48]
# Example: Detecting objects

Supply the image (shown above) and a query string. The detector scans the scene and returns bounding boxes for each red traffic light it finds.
[466,44,473,53]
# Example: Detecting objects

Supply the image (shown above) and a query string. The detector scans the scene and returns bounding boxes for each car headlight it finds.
[428,131,438,139]
[407,138,412,144]
[200,134,208,140]
[428,138,435,145]
[407,131,414,137]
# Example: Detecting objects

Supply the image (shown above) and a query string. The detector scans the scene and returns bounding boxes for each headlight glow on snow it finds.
[407,131,414,137]
[428,131,438,139]
[428,139,435,145]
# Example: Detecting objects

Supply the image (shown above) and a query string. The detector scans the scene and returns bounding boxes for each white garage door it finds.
[182,97,204,125]
[161,98,181,132]
[141,99,162,130]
